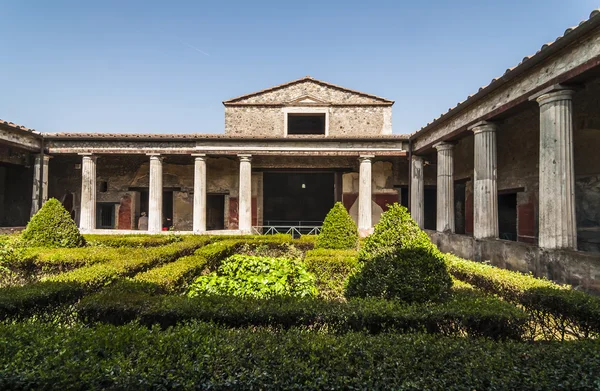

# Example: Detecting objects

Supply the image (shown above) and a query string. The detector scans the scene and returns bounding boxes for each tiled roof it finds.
[410,9,600,140]
[0,119,41,135]
[43,132,409,141]
[223,76,394,105]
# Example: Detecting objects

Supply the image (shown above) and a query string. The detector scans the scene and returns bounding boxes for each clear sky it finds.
[1,1,598,135]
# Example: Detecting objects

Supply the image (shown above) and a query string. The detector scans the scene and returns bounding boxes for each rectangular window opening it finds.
[287,113,326,135]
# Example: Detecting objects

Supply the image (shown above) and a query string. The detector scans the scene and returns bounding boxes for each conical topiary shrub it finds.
[315,202,359,250]
[345,203,452,303]
[21,198,85,248]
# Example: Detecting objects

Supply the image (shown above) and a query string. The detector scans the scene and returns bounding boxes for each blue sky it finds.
[1,1,598,135]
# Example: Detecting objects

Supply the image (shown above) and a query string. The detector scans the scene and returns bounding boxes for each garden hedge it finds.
[83,233,184,248]
[78,284,526,340]
[304,248,358,300]
[2,321,599,390]
[133,239,240,292]
[446,253,600,339]
[0,236,209,320]
[347,204,452,302]
[20,198,84,248]
[315,202,358,250]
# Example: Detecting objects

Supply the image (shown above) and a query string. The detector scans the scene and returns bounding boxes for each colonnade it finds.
[410,85,577,250]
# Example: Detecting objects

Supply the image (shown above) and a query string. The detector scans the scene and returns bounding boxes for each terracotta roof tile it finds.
[0,119,40,134]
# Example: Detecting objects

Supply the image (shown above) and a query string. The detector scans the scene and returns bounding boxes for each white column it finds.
[410,155,425,228]
[193,154,207,233]
[30,154,51,216]
[471,122,498,239]
[358,155,374,236]
[238,154,252,233]
[79,154,97,232]
[434,142,455,233]
[534,86,577,249]
[148,154,163,233]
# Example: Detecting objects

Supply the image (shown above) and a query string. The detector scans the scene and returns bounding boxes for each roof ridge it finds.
[222,76,394,104]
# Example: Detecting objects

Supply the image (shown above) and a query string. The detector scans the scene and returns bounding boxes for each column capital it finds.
[192,153,207,161]
[530,84,575,106]
[433,141,454,151]
[358,154,375,162]
[147,154,164,161]
[411,155,424,162]
[469,121,498,134]
[79,153,97,161]
[238,154,252,162]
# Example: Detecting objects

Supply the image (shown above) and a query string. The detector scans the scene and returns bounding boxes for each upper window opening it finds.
[287,113,326,135]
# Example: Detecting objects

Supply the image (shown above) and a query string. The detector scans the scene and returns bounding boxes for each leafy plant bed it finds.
[78,282,526,340]
[2,321,599,390]
[187,254,317,299]
[446,253,600,339]
[304,248,359,300]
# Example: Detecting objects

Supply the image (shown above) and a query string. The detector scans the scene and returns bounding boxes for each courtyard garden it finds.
[0,199,599,389]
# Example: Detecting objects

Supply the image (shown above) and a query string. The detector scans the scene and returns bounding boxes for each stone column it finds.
[193,154,207,233]
[30,154,51,216]
[238,154,252,233]
[471,122,498,239]
[434,142,455,233]
[534,86,577,249]
[148,154,163,233]
[358,155,374,236]
[410,155,425,228]
[79,154,97,232]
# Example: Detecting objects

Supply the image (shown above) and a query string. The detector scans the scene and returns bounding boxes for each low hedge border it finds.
[304,248,358,300]
[77,284,527,340]
[2,322,600,390]
[83,234,185,248]
[0,236,210,320]
[132,239,241,292]
[446,253,600,339]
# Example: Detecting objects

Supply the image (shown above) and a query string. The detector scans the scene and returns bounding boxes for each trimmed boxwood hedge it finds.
[1,321,599,390]
[133,239,240,292]
[315,202,359,250]
[20,198,85,248]
[446,253,600,339]
[347,204,452,303]
[84,234,184,248]
[0,237,210,320]
[77,284,527,340]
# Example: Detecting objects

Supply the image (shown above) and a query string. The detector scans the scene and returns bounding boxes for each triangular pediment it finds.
[286,94,329,106]
[223,76,394,106]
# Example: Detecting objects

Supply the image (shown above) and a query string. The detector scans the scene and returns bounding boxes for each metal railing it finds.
[252,220,323,238]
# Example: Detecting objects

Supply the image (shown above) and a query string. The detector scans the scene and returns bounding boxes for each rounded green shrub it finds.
[346,203,452,303]
[21,198,85,248]
[315,202,358,250]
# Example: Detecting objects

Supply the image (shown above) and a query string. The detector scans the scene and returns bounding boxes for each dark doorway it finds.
[139,190,174,230]
[0,163,33,226]
[498,192,518,241]
[454,182,466,235]
[263,172,334,225]
[96,203,116,229]
[287,114,326,135]
[207,194,225,230]
[424,187,437,230]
